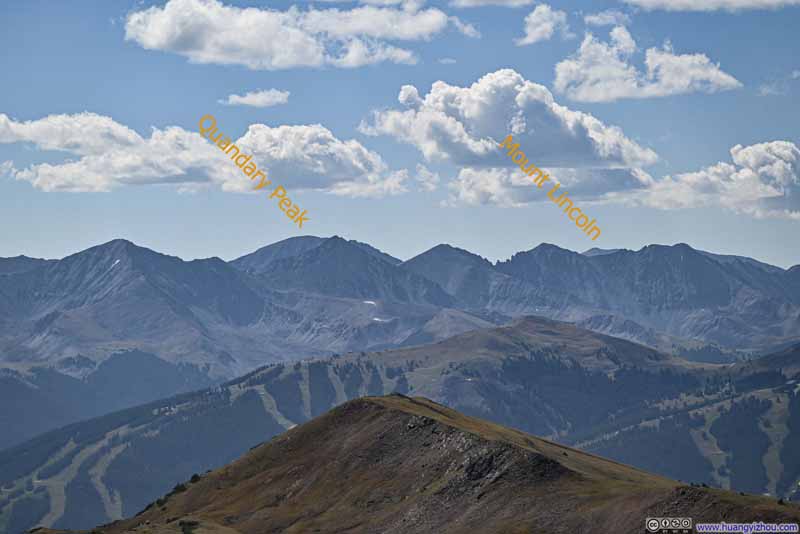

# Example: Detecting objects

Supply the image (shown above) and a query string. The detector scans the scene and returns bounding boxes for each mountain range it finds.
[34,396,800,534]
[2,316,799,534]
[2,235,799,450]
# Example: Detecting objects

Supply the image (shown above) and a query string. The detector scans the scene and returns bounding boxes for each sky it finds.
[1,0,798,267]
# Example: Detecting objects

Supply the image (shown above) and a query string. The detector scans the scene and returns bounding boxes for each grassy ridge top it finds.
[39,395,800,534]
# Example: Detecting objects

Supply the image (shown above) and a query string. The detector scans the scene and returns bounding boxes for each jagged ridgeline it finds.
[3,236,800,453]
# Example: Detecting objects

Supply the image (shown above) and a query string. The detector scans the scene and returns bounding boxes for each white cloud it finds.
[514,4,571,46]
[234,123,407,196]
[125,0,473,70]
[0,112,408,197]
[0,112,141,156]
[756,70,800,97]
[583,9,630,26]
[448,16,481,38]
[0,161,14,178]
[415,164,441,191]
[554,26,742,102]
[313,0,414,5]
[327,40,417,68]
[622,0,800,11]
[219,89,290,108]
[359,68,658,169]
[445,139,800,221]
[299,5,446,39]
[446,167,654,207]
[619,141,800,220]
[449,0,532,7]
[446,167,536,207]
[758,83,786,96]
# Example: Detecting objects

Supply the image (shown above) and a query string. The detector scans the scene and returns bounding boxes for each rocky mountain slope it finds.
[0,256,55,275]
[404,241,800,354]
[3,317,799,534]
[494,243,800,349]
[2,236,798,472]
[0,238,482,448]
[251,237,454,306]
[232,236,401,274]
[37,396,800,534]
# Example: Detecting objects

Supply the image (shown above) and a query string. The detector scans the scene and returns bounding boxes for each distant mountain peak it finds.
[339,237,402,265]
[531,242,570,253]
[638,242,698,254]
[409,243,493,266]
[231,236,327,274]
[582,247,628,257]
[232,235,400,274]
[83,238,159,258]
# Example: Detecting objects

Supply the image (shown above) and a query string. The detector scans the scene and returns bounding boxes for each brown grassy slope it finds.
[40,395,800,534]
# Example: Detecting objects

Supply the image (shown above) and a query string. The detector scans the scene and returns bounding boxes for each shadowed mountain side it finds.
[494,243,800,348]
[2,236,797,454]
[40,396,800,534]
[0,238,478,380]
[0,238,496,449]
[0,239,265,375]
[253,237,455,306]
[0,350,214,451]
[230,236,327,274]
[0,285,492,450]
[741,343,800,376]
[231,236,401,276]
[0,256,55,275]
[0,316,736,534]
[397,308,495,347]
[404,241,800,351]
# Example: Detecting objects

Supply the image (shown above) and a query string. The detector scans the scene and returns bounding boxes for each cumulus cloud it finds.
[619,141,800,219]
[125,0,476,70]
[312,0,425,7]
[0,112,408,197]
[515,4,571,46]
[446,167,654,207]
[449,0,532,7]
[359,68,658,169]
[444,138,800,221]
[583,9,630,26]
[554,26,742,102]
[446,168,536,207]
[622,0,800,11]
[219,89,290,108]
[234,123,408,196]
[0,112,141,156]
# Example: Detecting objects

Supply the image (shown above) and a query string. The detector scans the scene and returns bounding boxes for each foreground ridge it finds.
[37,395,800,534]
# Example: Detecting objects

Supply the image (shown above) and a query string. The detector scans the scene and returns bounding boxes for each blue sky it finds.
[1,0,798,267]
